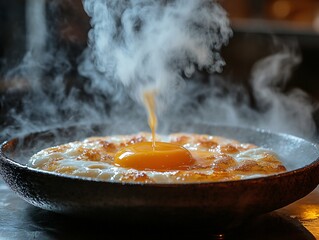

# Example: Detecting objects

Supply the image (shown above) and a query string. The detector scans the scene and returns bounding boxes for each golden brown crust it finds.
[28,132,286,183]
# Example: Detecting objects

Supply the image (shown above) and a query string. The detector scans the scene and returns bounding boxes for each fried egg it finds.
[28,132,286,183]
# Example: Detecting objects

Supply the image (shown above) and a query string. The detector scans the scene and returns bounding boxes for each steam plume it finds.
[162,47,317,140]
[1,0,318,143]
[81,0,232,108]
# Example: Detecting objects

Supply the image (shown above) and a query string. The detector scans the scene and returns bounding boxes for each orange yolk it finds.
[114,142,195,171]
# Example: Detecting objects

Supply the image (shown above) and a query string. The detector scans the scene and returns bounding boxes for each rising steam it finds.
[1,0,318,142]
[163,47,317,140]
[81,0,232,108]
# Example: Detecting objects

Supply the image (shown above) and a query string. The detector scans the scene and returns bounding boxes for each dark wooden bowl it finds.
[1,123,319,231]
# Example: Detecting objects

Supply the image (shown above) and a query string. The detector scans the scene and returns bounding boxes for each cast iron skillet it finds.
[0,123,319,231]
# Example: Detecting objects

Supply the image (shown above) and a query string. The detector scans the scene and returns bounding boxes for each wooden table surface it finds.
[0,177,318,239]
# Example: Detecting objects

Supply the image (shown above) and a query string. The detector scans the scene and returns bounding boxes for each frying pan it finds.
[0,123,319,231]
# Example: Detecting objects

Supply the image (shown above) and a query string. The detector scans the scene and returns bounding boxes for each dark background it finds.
[1,0,319,136]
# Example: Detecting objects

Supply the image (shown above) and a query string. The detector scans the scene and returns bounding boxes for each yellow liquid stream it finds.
[114,90,194,171]
[143,90,157,149]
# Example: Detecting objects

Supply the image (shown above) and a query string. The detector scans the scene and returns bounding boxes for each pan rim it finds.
[1,124,319,188]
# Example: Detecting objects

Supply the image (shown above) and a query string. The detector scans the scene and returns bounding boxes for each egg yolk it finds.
[114,142,195,171]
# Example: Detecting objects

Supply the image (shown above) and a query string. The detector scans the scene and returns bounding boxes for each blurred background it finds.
[1,0,319,137]
[2,0,319,96]
[222,0,319,100]
[221,0,319,27]
[224,0,319,30]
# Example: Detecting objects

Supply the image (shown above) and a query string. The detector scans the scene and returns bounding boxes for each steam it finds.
[163,47,317,139]
[81,0,232,108]
[1,0,318,143]
[250,49,316,137]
